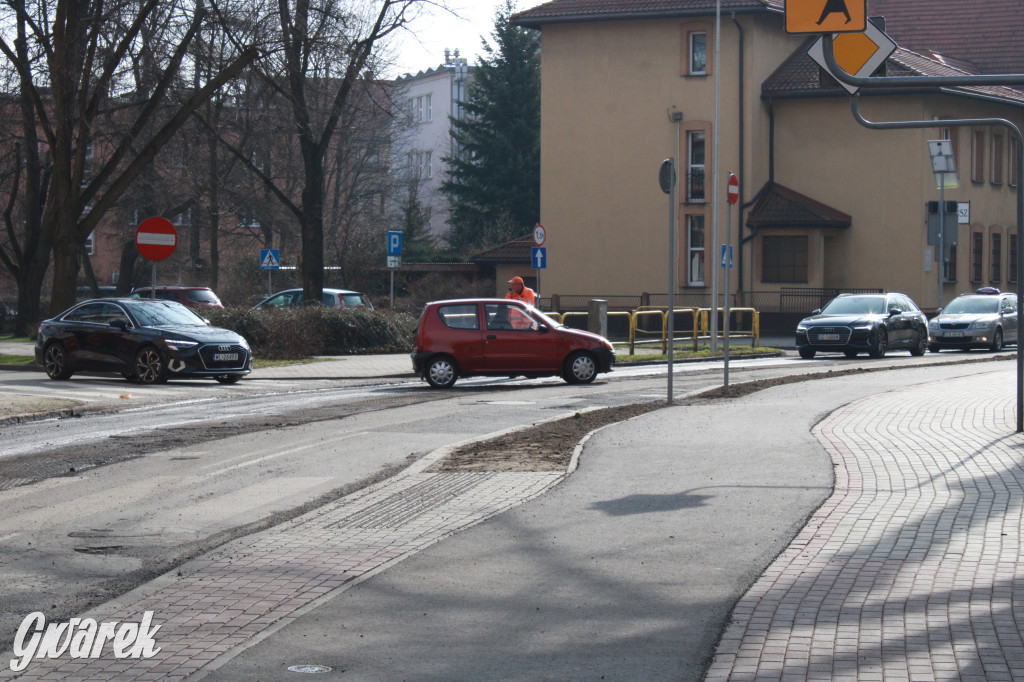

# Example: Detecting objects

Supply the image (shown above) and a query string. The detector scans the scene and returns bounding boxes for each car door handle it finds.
[486,334,497,339]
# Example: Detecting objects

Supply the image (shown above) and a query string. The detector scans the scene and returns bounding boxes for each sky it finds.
[389,1,548,77]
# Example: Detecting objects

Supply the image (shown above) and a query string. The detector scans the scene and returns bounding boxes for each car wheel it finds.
[928,344,940,353]
[563,351,598,384]
[869,327,888,358]
[910,331,927,357]
[798,348,816,359]
[43,342,73,380]
[215,374,242,384]
[135,347,168,384]
[843,350,859,358]
[425,355,458,388]
[990,327,1004,352]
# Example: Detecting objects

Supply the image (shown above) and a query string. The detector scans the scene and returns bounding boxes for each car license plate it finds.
[819,333,841,341]
[214,352,239,361]
[944,331,964,338]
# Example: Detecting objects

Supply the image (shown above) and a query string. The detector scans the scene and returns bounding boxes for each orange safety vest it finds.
[506,287,536,306]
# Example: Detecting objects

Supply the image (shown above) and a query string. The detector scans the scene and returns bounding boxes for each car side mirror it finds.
[109,318,129,329]
[537,323,550,333]
[888,308,901,317]
[811,309,821,315]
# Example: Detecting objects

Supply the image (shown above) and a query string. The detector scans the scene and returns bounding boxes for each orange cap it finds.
[508,276,524,285]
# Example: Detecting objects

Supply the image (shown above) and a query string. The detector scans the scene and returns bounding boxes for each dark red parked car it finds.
[411,298,615,388]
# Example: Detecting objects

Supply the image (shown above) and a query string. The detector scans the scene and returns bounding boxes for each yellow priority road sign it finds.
[806,20,897,94]
[786,0,866,34]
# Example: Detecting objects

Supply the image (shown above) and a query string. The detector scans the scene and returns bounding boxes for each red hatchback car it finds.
[411,299,615,388]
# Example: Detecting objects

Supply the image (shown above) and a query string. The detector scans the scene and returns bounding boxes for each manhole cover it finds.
[287,664,332,674]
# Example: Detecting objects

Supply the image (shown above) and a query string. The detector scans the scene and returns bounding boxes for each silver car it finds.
[928,289,1018,352]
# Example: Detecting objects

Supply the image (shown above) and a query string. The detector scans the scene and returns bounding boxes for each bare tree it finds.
[214,0,430,305]
[0,0,258,318]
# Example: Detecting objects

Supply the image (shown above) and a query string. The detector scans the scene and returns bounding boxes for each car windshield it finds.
[820,296,886,315]
[123,300,208,327]
[943,297,999,314]
[526,304,564,328]
[187,289,221,304]
[341,294,369,307]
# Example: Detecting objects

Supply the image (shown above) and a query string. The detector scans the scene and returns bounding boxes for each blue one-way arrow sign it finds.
[532,246,547,269]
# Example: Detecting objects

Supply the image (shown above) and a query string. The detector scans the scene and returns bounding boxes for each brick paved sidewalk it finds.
[2,444,563,680]
[707,370,1024,681]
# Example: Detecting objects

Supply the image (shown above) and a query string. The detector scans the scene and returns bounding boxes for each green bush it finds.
[206,306,418,360]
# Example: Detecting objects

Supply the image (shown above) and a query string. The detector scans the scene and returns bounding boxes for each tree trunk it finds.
[300,151,325,304]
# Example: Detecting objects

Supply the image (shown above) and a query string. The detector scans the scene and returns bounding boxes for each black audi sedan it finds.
[36,298,252,384]
[795,293,929,359]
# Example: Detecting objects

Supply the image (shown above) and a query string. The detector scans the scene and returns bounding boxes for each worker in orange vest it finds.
[505,276,536,306]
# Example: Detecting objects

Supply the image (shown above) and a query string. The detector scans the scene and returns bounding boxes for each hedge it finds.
[205,306,418,360]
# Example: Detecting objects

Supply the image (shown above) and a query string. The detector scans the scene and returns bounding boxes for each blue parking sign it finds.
[387,231,402,256]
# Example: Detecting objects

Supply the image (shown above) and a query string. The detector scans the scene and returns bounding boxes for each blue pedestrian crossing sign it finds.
[387,231,402,256]
[532,246,547,269]
[260,249,280,270]
[720,244,733,268]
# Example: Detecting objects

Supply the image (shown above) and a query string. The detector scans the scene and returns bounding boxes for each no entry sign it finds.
[135,217,177,262]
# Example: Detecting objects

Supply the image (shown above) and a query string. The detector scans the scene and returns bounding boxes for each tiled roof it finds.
[762,42,1024,108]
[868,0,1024,75]
[513,0,782,26]
[747,182,852,229]
[472,235,533,263]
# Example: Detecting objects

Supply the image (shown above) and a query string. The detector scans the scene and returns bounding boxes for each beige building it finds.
[514,0,1024,314]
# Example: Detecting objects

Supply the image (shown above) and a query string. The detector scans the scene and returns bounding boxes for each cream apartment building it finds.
[393,50,473,237]
[514,0,1024,312]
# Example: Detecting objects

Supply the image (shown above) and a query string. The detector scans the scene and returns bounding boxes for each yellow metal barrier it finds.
[697,308,760,347]
[629,307,700,353]
[543,305,759,354]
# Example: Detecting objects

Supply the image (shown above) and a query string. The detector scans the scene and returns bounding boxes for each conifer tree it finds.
[442,0,540,253]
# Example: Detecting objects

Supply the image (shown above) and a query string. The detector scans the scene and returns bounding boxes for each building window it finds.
[992,232,1002,282]
[972,130,985,182]
[687,215,705,286]
[689,32,707,75]
[686,131,705,203]
[422,150,432,179]
[945,244,957,283]
[1010,234,1018,283]
[971,231,983,282]
[426,94,432,122]
[1011,140,1019,187]
[762,235,808,283]
[992,133,1004,185]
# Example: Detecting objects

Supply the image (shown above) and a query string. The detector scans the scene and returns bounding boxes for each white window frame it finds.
[687,131,706,203]
[689,32,707,75]
[687,214,705,286]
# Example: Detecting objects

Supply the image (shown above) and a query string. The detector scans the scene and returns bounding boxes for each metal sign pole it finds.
[724,202,731,388]
[151,262,157,298]
[938,173,945,310]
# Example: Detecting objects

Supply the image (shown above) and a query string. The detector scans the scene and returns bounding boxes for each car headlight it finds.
[928,320,940,330]
[796,324,807,332]
[853,324,873,331]
[164,339,199,349]
[970,320,992,329]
